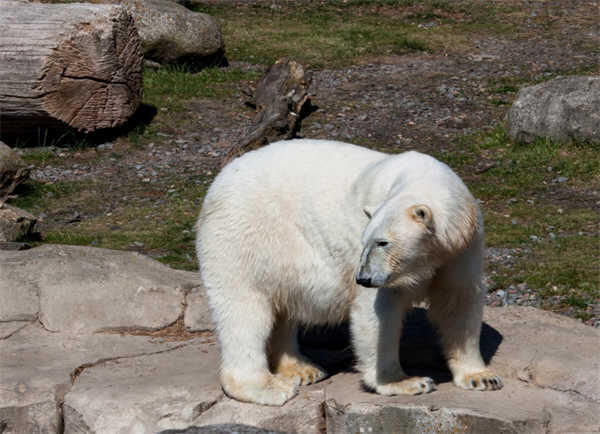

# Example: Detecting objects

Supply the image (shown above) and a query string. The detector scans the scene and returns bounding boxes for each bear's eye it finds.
[375,240,389,248]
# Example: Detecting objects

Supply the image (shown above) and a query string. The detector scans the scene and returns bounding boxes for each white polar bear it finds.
[196,139,502,406]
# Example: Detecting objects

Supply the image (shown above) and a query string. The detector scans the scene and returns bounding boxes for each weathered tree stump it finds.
[221,58,312,167]
[0,1,143,136]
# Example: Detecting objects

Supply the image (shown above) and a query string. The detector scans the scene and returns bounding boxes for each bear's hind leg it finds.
[217,292,299,406]
[269,318,327,386]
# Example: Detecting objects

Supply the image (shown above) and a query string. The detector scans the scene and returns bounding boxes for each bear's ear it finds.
[363,205,378,219]
[409,204,434,232]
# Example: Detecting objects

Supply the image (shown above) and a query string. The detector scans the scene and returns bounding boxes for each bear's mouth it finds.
[355,271,388,288]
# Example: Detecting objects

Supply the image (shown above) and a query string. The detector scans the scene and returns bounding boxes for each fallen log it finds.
[0,1,143,136]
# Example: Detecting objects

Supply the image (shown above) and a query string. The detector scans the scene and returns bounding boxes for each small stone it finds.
[133,241,144,247]
[557,176,568,183]
[529,235,538,241]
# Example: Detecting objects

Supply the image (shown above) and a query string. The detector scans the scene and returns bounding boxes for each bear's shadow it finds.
[298,307,503,384]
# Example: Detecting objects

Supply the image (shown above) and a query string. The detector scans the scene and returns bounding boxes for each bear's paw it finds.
[454,370,503,391]
[221,371,300,406]
[373,376,436,396]
[276,355,328,386]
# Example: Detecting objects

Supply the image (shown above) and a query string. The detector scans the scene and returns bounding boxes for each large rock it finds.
[63,341,222,433]
[0,141,29,199]
[0,324,199,434]
[184,289,215,332]
[507,75,600,143]
[1,246,598,434]
[63,339,324,433]
[0,203,37,243]
[0,244,205,333]
[96,0,224,64]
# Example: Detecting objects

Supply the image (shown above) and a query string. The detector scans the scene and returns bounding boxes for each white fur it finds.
[196,139,502,406]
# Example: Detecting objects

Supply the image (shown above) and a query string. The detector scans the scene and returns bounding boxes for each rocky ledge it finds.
[1,245,598,433]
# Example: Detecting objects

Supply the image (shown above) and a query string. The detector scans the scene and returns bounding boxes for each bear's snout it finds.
[356,275,374,287]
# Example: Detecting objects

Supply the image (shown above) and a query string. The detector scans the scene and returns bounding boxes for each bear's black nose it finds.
[356,276,373,287]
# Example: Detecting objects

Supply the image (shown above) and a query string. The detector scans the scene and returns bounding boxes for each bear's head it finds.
[355,193,477,289]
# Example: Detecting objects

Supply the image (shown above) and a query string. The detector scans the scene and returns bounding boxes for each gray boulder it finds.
[0,140,29,199]
[99,0,224,64]
[507,75,600,143]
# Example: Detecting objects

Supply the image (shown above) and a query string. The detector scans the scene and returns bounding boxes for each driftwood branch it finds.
[221,58,313,166]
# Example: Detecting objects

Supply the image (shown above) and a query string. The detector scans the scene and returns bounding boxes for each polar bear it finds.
[196,139,502,406]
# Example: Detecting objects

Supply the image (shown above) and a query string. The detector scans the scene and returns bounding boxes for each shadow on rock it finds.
[298,307,503,384]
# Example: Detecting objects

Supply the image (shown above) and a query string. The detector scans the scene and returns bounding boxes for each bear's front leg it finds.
[351,289,436,395]
[428,283,503,391]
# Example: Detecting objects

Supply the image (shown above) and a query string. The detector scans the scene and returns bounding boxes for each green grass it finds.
[194,3,437,68]
[433,126,599,316]
[192,0,528,68]
[12,176,213,271]
[20,150,58,165]
[10,180,86,210]
[143,66,258,111]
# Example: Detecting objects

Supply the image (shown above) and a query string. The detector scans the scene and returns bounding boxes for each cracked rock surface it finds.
[1,245,599,433]
[0,244,203,333]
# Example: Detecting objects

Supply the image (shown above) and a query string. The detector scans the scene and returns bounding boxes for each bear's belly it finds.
[272,266,357,325]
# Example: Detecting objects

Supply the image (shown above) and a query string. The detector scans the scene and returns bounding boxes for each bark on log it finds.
[0,1,143,135]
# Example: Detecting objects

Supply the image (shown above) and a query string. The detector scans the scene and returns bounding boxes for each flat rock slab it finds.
[319,306,600,434]
[0,324,199,434]
[184,289,214,332]
[0,244,205,333]
[193,389,326,433]
[64,340,222,433]
[322,375,597,433]
[2,302,598,433]
[0,320,31,339]
[63,339,323,433]
[482,305,600,405]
